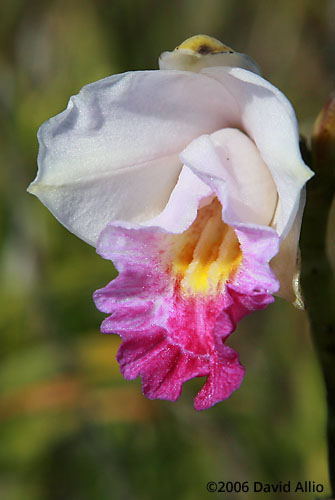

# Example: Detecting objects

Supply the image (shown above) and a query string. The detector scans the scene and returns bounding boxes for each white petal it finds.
[103,164,214,237]
[210,128,277,226]
[142,166,213,233]
[270,188,306,305]
[29,70,239,246]
[183,128,277,226]
[201,66,314,239]
[29,154,181,246]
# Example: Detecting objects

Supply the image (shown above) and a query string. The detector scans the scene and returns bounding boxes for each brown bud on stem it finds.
[312,92,335,176]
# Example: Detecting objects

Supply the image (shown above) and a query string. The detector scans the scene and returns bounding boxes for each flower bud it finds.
[159,34,261,74]
[312,92,335,174]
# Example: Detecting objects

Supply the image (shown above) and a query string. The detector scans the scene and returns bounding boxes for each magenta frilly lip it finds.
[93,195,279,410]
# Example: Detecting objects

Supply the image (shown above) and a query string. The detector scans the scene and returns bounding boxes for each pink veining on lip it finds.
[93,198,280,410]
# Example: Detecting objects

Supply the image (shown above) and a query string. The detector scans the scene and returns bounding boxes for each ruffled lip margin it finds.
[93,209,279,410]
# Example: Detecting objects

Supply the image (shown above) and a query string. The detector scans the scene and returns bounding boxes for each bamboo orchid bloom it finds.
[28,35,313,409]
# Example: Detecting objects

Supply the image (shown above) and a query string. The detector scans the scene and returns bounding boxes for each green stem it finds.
[300,141,335,497]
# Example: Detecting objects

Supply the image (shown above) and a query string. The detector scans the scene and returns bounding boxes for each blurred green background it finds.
[0,0,334,499]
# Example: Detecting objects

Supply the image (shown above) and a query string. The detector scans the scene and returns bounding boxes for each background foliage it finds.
[0,0,334,498]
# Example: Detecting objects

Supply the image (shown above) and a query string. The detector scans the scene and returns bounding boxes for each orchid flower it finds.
[28,35,313,410]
